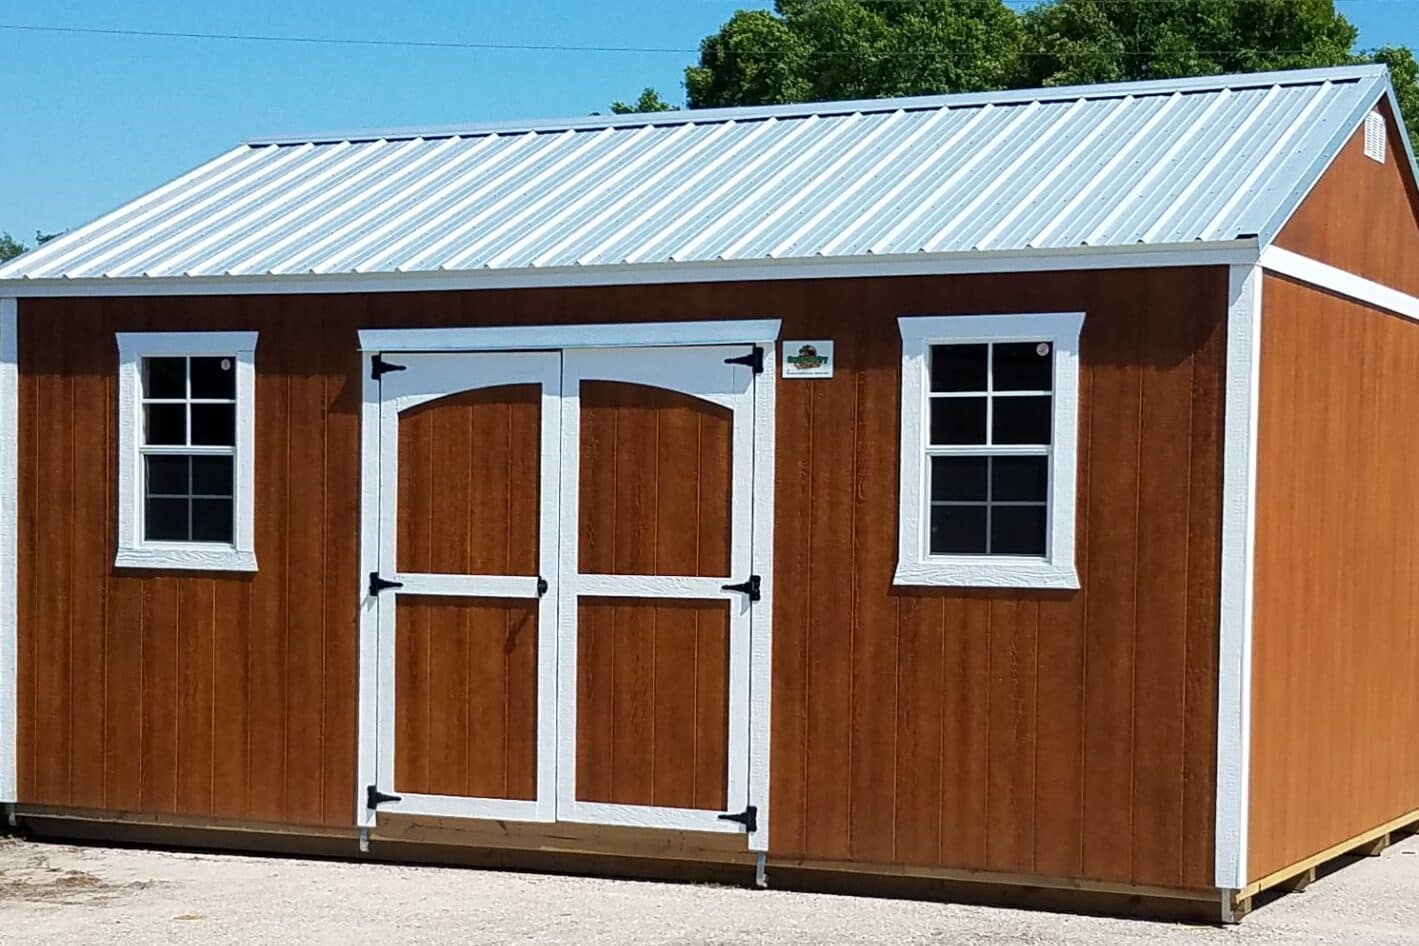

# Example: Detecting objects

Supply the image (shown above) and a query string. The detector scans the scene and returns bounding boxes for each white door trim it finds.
[358,319,782,354]
[0,297,17,804]
[1216,264,1263,890]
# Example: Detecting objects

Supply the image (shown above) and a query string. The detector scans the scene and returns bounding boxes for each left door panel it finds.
[372,351,561,821]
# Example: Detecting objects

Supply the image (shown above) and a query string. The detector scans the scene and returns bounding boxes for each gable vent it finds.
[1364,110,1386,164]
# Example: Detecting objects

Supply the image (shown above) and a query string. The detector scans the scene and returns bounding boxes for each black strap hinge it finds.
[371,353,406,380]
[368,572,404,597]
[367,784,402,810]
[718,805,758,833]
[724,345,764,374]
[537,576,549,597]
[721,574,761,602]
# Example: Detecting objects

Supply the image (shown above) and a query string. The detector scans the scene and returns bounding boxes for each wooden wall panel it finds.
[17,265,1225,887]
[1275,101,1419,296]
[1249,275,1419,883]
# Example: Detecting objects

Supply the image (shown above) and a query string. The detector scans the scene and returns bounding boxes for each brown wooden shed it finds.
[0,64,1416,922]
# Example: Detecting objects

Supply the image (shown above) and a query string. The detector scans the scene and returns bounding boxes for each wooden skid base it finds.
[1229,806,1419,918]
[15,806,1221,923]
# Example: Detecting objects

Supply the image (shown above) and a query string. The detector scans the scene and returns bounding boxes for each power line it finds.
[0,22,699,55]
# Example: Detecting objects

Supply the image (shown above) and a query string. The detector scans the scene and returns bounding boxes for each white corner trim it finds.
[1216,264,1262,890]
[0,298,17,803]
[1259,245,1419,323]
[358,319,782,353]
[894,312,1084,589]
[114,331,259,572]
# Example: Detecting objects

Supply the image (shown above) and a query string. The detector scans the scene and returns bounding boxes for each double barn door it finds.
[367,344,761,841]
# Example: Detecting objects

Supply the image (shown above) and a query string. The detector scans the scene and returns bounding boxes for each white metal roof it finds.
[0,65,1401,286]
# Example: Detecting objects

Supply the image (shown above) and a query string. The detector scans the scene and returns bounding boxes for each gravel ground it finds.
[1,833,1417,944]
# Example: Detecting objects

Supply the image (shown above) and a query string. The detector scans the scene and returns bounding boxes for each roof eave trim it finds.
[0,240,1260,299]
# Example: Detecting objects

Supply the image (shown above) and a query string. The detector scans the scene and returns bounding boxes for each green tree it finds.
[0,232,25,263]
[684,0,1022,108]
[1369,45,1419,147]
[609,88,678,114]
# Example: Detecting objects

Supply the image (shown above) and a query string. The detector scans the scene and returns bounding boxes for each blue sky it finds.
[1,0,1413,242]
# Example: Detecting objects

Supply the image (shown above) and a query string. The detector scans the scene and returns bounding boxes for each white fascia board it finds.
[359,319,782,353]
[0,298,16,803]
[0,241,1260,299]
[1216,264,1263,891]
[1260,245,1419,323]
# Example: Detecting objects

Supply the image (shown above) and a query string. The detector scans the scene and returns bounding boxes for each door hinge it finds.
[537,576,549,597]
[718,805,758,834]
[371,353,406,380]
[724,345,764,374]
[368,572,404,597]
[721,574,761,602]
[366,784,402,810]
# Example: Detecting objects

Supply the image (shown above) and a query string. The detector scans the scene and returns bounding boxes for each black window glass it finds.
[990,505,1047,556]
[145,498,188,541]
[931,456,987,502]
[143,357,186,399]
[991,456,1048,502]
[192,456,234,496]
[144,404,187,445]
[146,455,189,495]
[191,499,234,542]
[992,396,1051,445]
[930,504,987,554]
[191,404,235,447]
[993,342,1053,391]
[930,397,986,445]
[190,356,236,399]
[930,344,987,393]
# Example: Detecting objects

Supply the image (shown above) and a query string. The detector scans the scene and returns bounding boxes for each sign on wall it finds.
[782,340,834,379]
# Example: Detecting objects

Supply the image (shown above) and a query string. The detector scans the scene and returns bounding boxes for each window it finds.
[116,332,258,571]
[895,313,1083,588]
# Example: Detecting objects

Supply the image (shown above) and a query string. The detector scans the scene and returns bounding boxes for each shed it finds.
[1,63,1417,922]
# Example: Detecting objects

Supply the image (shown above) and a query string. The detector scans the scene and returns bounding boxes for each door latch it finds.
[721,574,761,602]
[718,805,758,833]
[368,572,405,597]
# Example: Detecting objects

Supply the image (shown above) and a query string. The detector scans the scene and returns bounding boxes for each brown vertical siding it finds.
[17,265,1224,886]
[1249,274,1419,883]
[1275,101,1419,296]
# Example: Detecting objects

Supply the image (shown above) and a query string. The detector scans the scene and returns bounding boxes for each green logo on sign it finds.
[787,344,828,370]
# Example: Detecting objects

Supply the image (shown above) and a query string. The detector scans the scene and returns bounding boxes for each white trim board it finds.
[0,298,17,803]
[360,319,781,353]
[1259,245,1419,322]
[1215,265,1263,891]
[0,241,1260,299]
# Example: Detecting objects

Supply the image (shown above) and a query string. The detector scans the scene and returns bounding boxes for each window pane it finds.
[990,505,1047,556]
[145,497,188,541]
[144,404,187,445]
[191,404,235,446]
[930,397,987,445]
[991,456,1048,502]
[192,455,234,497]
[143,357,186,399]
[931,456,987,502]
[191,499,234,542]
[929,504,987,554]
[993,341,1053,391]
[190,356,236,399]
[992,396,1051,445]
[930,344,987,392]
[145,455,189,496]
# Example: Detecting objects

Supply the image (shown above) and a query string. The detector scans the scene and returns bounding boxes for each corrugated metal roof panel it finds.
[0,65,1394,283]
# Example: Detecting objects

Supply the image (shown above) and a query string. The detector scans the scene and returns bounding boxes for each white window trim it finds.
[895,312,1083,589]
[115,331,259,572]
